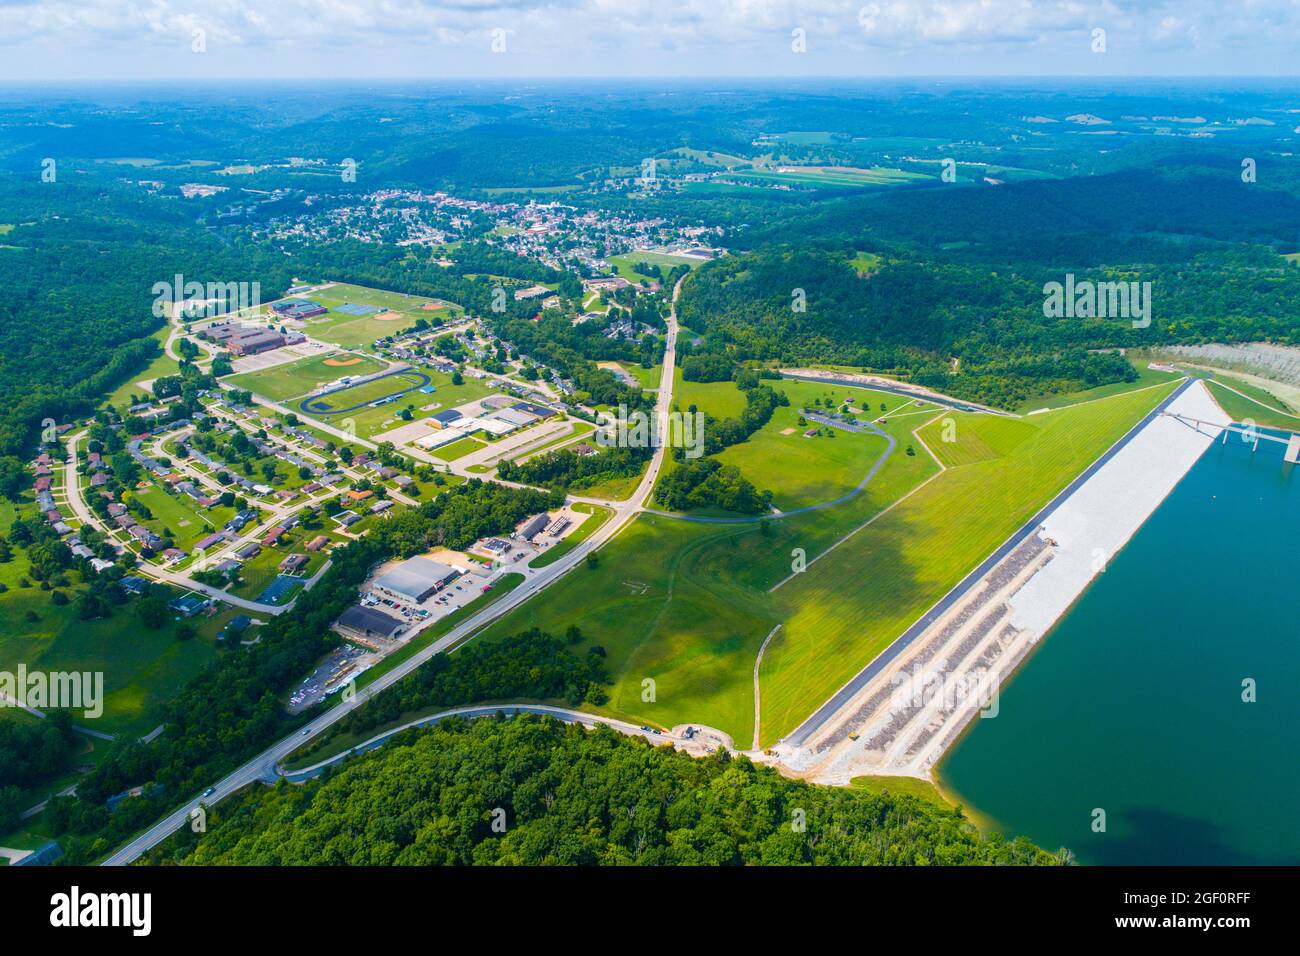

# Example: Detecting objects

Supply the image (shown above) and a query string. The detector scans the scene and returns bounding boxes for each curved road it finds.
[643,415,898,525]
[99,275,684,866]
[281,704,675,782]
[298,368,432,417]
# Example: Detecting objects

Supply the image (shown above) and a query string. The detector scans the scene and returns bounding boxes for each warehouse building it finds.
[429,409,464,429]
[373,556,461,603]
[337,605,405,642]
[516,512,550,541]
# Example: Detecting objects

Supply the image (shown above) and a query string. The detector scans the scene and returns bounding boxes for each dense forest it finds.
[300,627,607,756]
[145,714,1063,866]
[497,444,651,492]
[677,242,1286,407]
[0,179,296,454]
[0,712,81,832]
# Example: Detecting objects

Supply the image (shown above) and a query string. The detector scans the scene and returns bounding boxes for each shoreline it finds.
[774,379,1230,786]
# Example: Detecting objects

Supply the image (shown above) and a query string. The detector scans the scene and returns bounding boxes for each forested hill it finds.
[0,178,296,454]
[673,163,1300,411]
[148,715,1062,866]
[735,166,1300,266]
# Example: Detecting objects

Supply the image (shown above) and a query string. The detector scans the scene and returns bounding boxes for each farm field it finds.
[757,381,1178,744]
[225,352,387,402]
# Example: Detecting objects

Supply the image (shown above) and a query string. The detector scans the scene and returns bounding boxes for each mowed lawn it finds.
[715,381,915,511]
[607,252,699,283]
[473,410,947,744]
[100,327,179,412]
[479,515,779,745]
[226,352,387,402]
[132,484,236,551]
[673,370,748,418]
[757,381,1178,745]
[429,435,488,462]
[0,519,246,736]
[1205,375,1300,431]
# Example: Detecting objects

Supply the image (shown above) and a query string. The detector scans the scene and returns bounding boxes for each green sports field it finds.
[292,366,496,441]
[232,282,462,352]
[225,352,387,402]
[300,370,429,414]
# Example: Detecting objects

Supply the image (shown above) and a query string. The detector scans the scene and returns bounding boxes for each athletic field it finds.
[294,283,460,350]
[225,352,387,402]
[299,369,431,416]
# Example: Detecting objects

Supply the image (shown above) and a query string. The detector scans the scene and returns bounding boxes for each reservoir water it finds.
[937,428,1300,865]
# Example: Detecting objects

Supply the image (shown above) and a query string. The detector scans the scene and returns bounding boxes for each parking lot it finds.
[359,560,499,630]
[288,644,373,713]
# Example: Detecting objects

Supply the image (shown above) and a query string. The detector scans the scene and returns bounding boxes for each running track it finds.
[299,368,432,416]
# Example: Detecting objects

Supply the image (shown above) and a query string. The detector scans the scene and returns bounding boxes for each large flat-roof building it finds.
[373,556,461,603]
[228,329,286,356]
[271,299,328,319]
[429,409,463,429]
[337,605,405,641]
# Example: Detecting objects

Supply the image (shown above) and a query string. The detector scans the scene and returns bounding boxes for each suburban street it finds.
[99,275,683,865]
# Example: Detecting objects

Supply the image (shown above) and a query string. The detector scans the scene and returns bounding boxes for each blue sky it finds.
[1,1,1298,81]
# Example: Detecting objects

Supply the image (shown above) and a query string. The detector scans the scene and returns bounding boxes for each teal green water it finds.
[938,431,1300,865]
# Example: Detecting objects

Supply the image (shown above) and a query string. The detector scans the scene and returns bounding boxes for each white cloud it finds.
[1,0,1298,77]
